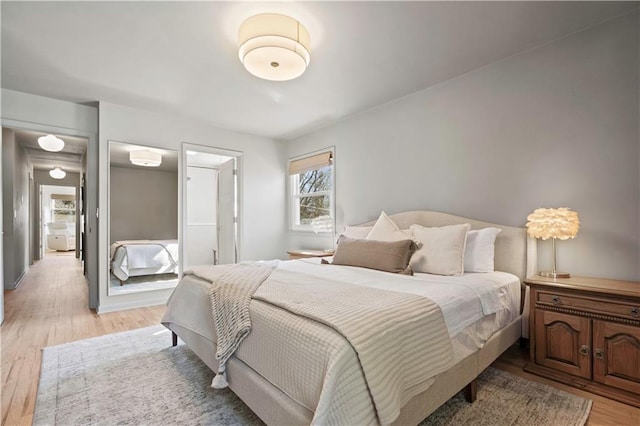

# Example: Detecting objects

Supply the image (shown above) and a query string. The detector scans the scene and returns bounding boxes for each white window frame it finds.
[289,148,335,233]
[51,198,76,223]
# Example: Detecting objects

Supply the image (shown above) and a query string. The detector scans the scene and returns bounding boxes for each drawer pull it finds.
[594,348,605,359]
[551,296,561,305]
[578,345,589,356]
[631,307,639,317]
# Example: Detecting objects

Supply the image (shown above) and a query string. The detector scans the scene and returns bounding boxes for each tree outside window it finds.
[52,199,76,223]
[290,151,334,232]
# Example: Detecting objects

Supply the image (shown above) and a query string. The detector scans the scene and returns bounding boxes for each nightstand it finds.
[286,249,335,260]
[524,275,640,407]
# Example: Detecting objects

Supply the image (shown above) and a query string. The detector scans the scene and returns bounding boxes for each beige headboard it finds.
[359,210,536,281]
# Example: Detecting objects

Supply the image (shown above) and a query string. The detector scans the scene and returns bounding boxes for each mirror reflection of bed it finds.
[108,141,179,295]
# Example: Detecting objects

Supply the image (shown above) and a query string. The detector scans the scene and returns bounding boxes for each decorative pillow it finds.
[366,211,414,242]
[328,236,415,275]
[342,225,373,240]
[464,227,502,273]
[409,223,471,276]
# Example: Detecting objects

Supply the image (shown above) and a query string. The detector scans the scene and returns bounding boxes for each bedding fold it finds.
[188,262,454,425]
[253,268,454,425]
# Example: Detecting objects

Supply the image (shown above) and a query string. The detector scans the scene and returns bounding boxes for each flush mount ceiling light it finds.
[49,166,66,179]
[238,13,310,81]
[130,150,162,167]
[38,134,65,152]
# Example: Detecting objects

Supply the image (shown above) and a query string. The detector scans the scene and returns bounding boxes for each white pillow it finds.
[366,211,413,242]
[409,223,471,276]
[464,227,502,273]
[342,225,373,240]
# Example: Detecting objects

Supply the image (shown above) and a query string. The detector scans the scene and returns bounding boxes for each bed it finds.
[110,239,179,285]
[161,211,537,425]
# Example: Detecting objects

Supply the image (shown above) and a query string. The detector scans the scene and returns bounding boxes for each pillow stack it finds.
[335,211,502,276]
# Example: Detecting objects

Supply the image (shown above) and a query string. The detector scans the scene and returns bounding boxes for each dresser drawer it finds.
[536,290,640,321]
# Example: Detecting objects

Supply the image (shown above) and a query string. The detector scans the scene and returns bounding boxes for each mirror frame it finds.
[107,140,181,296]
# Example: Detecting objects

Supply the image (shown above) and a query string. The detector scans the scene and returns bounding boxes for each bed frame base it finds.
[166,316,521,425]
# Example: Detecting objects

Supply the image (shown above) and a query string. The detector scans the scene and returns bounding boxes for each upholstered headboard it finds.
[358,210,536,281]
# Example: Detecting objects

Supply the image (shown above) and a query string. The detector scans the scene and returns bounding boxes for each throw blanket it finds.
[189,262,278,389]
[254,269,454,425]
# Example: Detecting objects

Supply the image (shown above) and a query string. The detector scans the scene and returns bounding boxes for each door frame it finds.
[1,119,97,309]
[181,143,243,272]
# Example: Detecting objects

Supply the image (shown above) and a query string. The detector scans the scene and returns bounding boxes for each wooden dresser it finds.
[524,275,640,407]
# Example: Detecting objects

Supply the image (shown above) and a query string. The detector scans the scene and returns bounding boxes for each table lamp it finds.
[526,207,580,278]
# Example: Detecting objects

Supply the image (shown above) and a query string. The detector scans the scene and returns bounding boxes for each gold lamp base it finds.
[539,271,571,279]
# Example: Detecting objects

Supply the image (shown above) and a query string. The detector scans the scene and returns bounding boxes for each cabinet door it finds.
[593,320,640,395]
[535,310,591,379]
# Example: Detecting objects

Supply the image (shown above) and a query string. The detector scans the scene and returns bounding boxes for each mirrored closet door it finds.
[183,144,240,270]
[108,141,180,295]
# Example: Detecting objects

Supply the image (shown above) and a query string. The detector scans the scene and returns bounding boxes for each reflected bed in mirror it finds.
[108,141,180,296]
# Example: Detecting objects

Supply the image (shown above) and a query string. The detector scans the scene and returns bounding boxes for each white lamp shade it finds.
[38,134,65,152]
[130,150,162,167]
[49,167,66,179]
[239,14,310,81]
[526,207,580,240]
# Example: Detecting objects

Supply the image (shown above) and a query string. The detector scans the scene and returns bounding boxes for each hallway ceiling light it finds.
[49,167,66,179]
[38,134,65,152]
[238,13,310,81]
[130,150,162,167]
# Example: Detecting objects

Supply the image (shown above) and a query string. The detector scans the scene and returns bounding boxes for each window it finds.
[289,150,334,232]
[51,195,76,223]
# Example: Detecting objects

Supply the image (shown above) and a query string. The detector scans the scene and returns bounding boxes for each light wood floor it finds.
[1,254,164,425]
[1,254,638,425]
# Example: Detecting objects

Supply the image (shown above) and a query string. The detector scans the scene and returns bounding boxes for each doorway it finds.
[1,127,88,291]
[40,185,78,259]
[183,144,241,270]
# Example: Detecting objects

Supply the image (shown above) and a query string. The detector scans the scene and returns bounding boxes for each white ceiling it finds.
[13,129,87,173]
[2,1,637,141]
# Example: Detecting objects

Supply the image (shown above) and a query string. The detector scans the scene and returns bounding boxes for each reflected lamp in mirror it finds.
[38,134,65,152]
[130,150,162,167]
[526,207,580,279]
[49,166,66,179]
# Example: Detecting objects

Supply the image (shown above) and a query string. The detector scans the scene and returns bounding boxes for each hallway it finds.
[1,255,164,425]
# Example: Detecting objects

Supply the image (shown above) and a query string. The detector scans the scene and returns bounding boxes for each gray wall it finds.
[287,11,640,281]
[2,128,32,289]
[109,166,178,243]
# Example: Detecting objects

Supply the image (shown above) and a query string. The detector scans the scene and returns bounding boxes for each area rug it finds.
[34,325,592,426]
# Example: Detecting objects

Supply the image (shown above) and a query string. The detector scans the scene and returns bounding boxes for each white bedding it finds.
[110,239,179,281]
[280,257,521,340]
[162,258,521,424]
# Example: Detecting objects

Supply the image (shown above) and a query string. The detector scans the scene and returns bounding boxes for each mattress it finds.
[162,258,521,423]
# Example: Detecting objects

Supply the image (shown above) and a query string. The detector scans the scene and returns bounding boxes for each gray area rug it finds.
[35,325,592,426]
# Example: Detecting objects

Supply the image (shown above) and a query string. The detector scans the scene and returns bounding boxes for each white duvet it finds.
[110,240,179,281]
[280,258,521,339]
[163,258,522,424]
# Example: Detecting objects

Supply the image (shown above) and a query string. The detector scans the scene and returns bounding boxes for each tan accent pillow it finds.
[328,236,415,275]
[409,223,471,276]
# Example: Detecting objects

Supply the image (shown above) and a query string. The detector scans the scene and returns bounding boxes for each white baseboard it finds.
[97,294,169,314]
